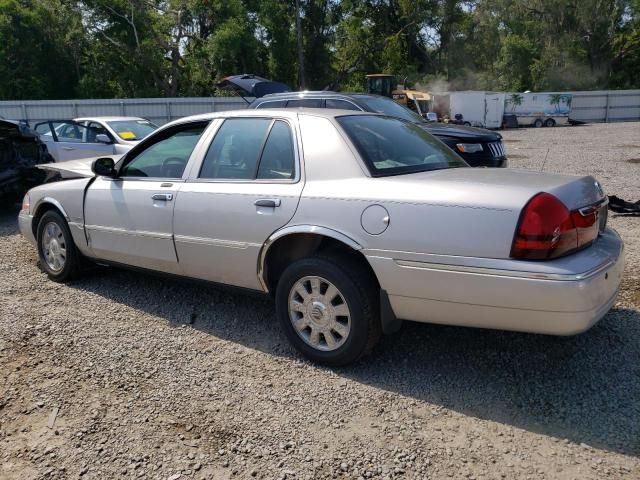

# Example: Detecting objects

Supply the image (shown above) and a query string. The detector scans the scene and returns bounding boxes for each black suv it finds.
[249,92,507,168]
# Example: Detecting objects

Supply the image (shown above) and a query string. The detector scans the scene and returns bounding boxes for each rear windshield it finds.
[354,95,425,123]
[337,115,467,176]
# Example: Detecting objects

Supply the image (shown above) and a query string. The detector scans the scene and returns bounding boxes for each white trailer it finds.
[448,91,506,129]
[505,93,573,127]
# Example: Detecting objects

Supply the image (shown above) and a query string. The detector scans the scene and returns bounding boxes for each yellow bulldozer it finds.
[365,74,433,118]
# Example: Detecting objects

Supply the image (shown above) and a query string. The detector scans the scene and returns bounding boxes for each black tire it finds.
[37,210,84,282]
[463,121,471,126]
[275,255,381,366]
[544,118,555,127]
[534,118,543,128]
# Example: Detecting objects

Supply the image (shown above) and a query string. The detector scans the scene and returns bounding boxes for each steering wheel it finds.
[162,157,186,178]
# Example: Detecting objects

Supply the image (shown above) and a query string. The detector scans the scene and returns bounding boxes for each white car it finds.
[74,116,158,147]
[34,117,157,162]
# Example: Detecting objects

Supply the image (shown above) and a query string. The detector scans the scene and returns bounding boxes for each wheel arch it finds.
[31,197,70,238]
[258,225,374,294]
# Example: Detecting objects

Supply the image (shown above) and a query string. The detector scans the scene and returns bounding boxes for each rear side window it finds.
[287,99,322,108]
[337,115,467,176]
[325,99,360,111]
[257,121,295,179]
[199,118,295,180]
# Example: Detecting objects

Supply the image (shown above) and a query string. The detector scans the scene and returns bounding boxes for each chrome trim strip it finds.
[579,196,608,216]
[174,235,260,249]
[255,97,363,111]
[488,141,505,158]
[392,258,615,281]
[85,224,172,240]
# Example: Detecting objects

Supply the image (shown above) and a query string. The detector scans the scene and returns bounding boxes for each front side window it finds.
[120,123,207,178]
[58,123,85,141]
[337,115,467,177]
[87,122,109,142]
[199,118,295,180]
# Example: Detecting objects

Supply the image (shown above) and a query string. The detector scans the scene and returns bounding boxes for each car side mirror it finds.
[96,133,112,144]
[92,157,116,177]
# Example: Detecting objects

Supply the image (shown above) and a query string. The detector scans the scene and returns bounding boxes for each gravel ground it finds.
[1,122,639,480]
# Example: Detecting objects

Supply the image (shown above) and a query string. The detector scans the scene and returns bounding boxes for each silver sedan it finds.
[18,110,624,365]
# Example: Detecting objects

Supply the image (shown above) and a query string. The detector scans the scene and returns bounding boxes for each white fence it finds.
[0,97,252,126]
[567,90,640,123]
[0,90,639,124]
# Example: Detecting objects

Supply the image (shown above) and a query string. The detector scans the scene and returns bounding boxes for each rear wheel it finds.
[534,118,544,128]
[544,118,556,127]
[37,210,84,282]
[275,255,381,366]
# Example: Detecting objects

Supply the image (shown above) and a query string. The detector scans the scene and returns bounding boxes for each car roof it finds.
[166,108,380,128]
[74,116,149,122]
[257,91,377,101]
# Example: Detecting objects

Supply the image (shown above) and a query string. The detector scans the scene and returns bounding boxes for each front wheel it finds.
[544,118,556,127]
[275,255,381,366]
[37,210,84,282]
[534,118,544,128]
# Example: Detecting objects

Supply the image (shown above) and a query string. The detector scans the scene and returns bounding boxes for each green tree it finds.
[0,0,84,100]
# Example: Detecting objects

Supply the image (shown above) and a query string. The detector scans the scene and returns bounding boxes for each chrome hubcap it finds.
[288,276,351,352]
[41,222,66,272]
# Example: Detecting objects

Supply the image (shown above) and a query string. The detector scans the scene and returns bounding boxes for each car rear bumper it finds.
[365,228,624,335]
[18,211,36,246]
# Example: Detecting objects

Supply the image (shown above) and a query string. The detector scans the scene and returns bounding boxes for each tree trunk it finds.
[295,0,305,90]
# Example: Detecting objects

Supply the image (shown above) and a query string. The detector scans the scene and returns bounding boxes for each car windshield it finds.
[107,120,158,141]
[354,95,425,123]
[337,115,467,176]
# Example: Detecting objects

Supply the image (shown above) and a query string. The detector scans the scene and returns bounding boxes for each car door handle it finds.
[152,193,173,201]
[254,199,281,208]
[61,147,75,151]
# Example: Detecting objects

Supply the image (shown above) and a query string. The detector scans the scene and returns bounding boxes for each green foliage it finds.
[0,0,638,100]
[0,0,84,100]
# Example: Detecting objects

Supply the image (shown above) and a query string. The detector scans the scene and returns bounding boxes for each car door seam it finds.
[171,188,180,263]
[82,176,98,248]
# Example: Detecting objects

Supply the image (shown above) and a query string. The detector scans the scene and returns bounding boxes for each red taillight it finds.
[511,193,598,260]
[572,207,599,246]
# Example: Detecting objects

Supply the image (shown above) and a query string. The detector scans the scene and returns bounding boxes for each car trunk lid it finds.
[351,167,608,260]
[394,167,605,212]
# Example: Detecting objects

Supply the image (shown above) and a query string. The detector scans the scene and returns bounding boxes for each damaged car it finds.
[0,119,51,202]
